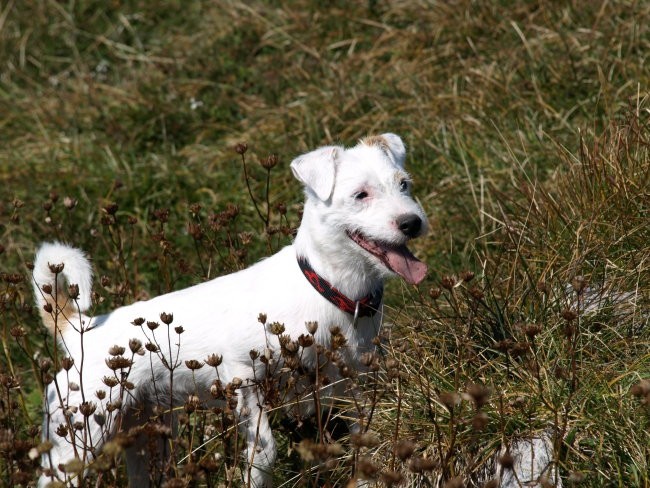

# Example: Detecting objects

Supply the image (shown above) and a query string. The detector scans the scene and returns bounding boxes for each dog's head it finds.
[291,133,428,285]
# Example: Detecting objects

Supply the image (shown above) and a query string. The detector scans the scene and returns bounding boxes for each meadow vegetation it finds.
[0,1,648,486]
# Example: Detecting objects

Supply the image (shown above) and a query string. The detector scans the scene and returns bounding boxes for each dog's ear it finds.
[360,133,407,167]
[378,133,407,167]
[290,146,341,201]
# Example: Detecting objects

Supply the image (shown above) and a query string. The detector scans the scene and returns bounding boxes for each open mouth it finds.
[347,231,427,285]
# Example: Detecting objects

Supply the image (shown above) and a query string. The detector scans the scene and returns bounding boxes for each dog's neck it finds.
[293,207,385,301]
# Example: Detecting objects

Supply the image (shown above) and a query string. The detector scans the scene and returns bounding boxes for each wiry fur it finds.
[34,133,428,487]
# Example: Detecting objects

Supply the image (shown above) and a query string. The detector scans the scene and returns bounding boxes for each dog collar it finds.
[297,256,383,317]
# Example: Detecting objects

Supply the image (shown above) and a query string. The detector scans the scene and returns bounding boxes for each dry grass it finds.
[1,1,649,486]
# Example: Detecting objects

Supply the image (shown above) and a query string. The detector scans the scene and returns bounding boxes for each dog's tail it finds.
[32,242,93,335]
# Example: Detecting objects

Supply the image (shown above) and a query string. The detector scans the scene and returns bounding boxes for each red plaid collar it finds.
[297,256,383,317]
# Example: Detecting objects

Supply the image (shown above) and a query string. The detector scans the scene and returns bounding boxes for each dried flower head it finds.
[305,321,318,334]
[108,345,126,356]
[206,353,223,367]
[185,359,204,370]
[499,452,515,469]
[395,439,416,461]
[129,338,143,354]
[409,456,437,472]
[261,154,279,170]
[61,357,74,371]
[440,275,456,290]
[467,383,491,409]
[268,322,285,335]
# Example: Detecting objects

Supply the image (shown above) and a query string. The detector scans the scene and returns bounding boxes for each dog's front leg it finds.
[239,386,276,488]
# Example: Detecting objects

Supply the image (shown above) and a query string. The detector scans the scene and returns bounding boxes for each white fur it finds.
[33,242,93,314]
[34,133,428,487]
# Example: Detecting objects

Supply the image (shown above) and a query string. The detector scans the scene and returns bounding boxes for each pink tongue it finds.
[385,246,428,285]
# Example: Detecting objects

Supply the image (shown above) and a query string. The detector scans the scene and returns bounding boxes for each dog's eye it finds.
[399,180,410,192]
[354,191,369,200]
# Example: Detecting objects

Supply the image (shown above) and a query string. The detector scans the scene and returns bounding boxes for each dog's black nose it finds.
[397,214,422,238]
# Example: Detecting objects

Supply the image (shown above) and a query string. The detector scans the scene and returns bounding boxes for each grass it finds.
[1,0,649,486]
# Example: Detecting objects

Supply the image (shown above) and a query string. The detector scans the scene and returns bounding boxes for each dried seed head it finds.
[467,383,491,409]
[102,376,119,388]
[471,411,489,431]
[350,432,380,448]
[68,284,79,299]
[63,196,77,210]
[571,275,588,294]
[132,317,145,326]
[524,323,542,338]
[234,142,248,155]
[258,313,267,324]
[395,439,416,461]
[298,334,314,348]
[145,342,159,353]
[439,391,460,411]
[185,359,204,370]
[105,356,133,371]
[469,286,484,300]
[94,412,106,427]
[357,457,379,479]
[95,390,106,400]
[174,326,185,334]
[261,154,279,170]
[160,312,173,325]
[103,202,119,215]
[561,308,578,322]
[409,456,437,472]
[268,322,285,335]
[10,326,26,338]
[460,270,475,282]
[445,477,465,488]
[146,321,159,331]
[305,321,318,334]
[428,287,442,299]
[152,208,170,223]
[41,283,53,294]
[440,275,456,290]
[79,402,97,417]
[61,357,74,371]
[39,358,52,373]
[129,338,143,354]
[48,262,64,274]
[249,349,260,360]
[55,424,69,437]
[206,353,223,367]
[499,452,515,469]
[381,471,404,486]
[108,345,126,356]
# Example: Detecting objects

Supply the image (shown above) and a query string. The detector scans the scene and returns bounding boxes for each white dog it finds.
[33,133,428,487]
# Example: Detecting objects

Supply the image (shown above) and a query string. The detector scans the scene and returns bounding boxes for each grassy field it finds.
[1,1,649,486]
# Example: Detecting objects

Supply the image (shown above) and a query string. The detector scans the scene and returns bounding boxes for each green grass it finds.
[1,1,649,486]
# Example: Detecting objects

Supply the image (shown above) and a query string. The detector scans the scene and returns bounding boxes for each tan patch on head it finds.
[359,135,391,155]
[39,295,77,336]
